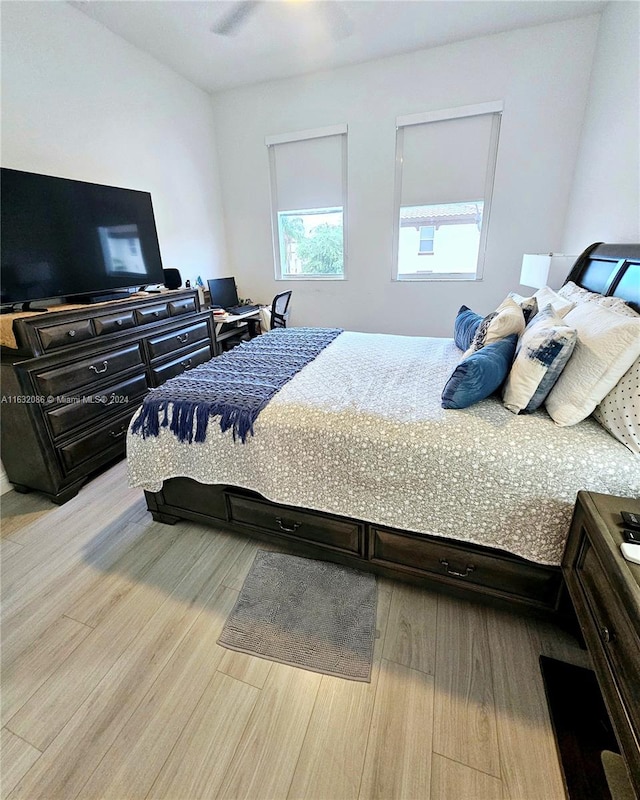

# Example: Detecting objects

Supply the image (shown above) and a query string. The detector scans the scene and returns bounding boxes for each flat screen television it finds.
[1,168,165,309]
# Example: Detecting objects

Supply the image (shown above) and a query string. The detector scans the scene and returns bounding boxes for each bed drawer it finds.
[577,537,640,736]
[228,494,363,555]
[370,526,561,608]
[147,320,210,361]
[33,344,144,397]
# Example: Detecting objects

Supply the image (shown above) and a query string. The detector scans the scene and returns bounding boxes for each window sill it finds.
[395,274,482,282]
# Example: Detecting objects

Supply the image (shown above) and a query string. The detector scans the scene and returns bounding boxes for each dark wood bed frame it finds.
[144,243,640,618]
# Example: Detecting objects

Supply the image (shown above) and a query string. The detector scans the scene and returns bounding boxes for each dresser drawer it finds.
[228,494,362,554]
[169,297,197,316]
[45,372,148,439]
[93,310,136,336]
[577,537,640,736]
[135,303,169,325]
[57,408,136,473]
[39,319,94,351]
[370,526,561,606]
[150,344,213,385]
[33,344,144,397]
[147,321,210,361]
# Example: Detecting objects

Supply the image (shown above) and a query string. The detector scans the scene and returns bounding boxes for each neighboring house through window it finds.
[266,124,347,280]
[393,101,502,281]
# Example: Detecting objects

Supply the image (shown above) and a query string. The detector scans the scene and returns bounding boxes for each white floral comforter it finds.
[127,331,639,565]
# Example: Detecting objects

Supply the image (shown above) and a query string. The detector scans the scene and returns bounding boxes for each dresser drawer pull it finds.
[440,559,475,578]
[68,329,77,337]
[276,517,301,533]
[176,333,189,343]
[153,311,161,317]
[109,426,128,439]
[600,626,612,643]
[89,360,109,374]
[116,319,124,326]
[180,359,193,369]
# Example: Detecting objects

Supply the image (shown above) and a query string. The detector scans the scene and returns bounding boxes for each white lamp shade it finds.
[520,254,551,290]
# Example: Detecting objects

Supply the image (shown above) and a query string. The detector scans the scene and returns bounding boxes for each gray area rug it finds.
[218,551,378,682]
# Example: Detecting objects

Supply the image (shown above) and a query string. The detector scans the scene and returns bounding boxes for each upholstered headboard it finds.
[566,242,640,312]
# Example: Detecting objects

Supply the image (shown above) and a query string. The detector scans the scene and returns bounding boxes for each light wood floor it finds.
[1,461,589,800]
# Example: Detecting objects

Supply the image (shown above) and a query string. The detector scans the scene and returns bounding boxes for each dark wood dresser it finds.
[0,290,214,503]
[562,491,640,796]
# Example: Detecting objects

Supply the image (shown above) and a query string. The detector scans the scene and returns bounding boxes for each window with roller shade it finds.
[393,102,502,281]
[266,125,347,280]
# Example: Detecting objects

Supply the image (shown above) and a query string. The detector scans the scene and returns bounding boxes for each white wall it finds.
[1,1,227,289]
[562,2,640,254]
[212,16,599,337]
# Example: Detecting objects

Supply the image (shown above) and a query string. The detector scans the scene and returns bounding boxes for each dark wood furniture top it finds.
[1,290,214,503]
[562,491,640,796]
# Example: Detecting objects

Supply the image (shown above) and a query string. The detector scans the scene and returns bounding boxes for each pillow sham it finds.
[532,286,575,319]
[545,302,640,426]
[502,305,577,414]
[442,334,518,409]
[593,358,640,455]
[454,305,483,351]
[558,281,638,317]
[463,298,525,358]
[507,292,538,324]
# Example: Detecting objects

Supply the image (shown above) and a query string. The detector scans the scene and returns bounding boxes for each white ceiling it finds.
[70,0,605,94]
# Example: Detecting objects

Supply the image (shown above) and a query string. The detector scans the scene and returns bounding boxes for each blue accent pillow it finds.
[442,334,518,409]
[454,305,483,351]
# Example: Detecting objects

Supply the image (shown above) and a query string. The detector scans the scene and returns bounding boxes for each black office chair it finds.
[270,290,292,329]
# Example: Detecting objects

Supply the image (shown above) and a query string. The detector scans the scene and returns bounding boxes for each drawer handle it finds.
[116,319,124,327]
[275,517,301,533]
[176,333,189,343]
[68,329,77,337]
[89,360,109,374]
[600,626,612,643]
[439,559,475,578]
[152,311,160,317]
[109,426,128,439]
[181,359,193,369]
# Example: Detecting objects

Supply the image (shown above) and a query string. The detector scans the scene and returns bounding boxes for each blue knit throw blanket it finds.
[131,327,343,444]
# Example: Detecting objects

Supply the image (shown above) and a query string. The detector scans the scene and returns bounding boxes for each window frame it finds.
[266,124,348,281]
[392,101,503,283]
[418,225,435,255]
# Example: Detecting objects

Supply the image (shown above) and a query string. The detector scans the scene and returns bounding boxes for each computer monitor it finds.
[207,277,239,309]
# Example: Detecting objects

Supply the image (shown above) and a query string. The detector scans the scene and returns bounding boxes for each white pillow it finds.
[558,281,638,317]
[533,286,575,318]
[593,357,640,455]
[463,298,525,358]
[545,303,640,426]
[503,306,577,414]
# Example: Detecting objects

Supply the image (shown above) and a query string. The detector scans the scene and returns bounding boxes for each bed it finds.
[128,243,640,617]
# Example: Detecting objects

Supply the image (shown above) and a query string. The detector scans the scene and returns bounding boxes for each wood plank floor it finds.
[1,461,589,800]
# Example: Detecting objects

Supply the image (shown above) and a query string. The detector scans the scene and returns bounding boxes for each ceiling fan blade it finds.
[211,1,261,36]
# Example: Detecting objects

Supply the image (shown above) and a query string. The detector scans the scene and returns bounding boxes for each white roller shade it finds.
[270,133,344,212]
[400,112,497,207]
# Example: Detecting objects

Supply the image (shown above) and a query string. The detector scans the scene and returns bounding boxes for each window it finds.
[267,125,347,280]
[418,225,435,255]
[393,102,502,281]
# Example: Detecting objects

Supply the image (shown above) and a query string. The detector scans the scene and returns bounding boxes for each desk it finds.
[212,308,262,355]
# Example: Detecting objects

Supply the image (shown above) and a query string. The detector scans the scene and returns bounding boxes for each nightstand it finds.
[562,491,640,797]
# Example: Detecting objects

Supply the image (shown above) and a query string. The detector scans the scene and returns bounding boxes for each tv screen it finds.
[1,168,165,307]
